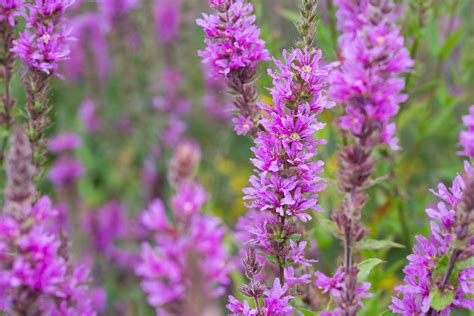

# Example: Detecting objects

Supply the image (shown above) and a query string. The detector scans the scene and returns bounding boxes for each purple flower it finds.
[153,0,181,43]
[83,201,127,253]
[11,0,72,75]
[171,183,207,217]
[79,99,101,133]
[48,132,82,153]
[233,116,253,135]
[391,159,474,315]
[330,0,413,149]
[0,0,23,26]
[0,197,96,314]
[136,185,229,314]
[227,278,293,316]
[458,105,474,158]
[283,267,311,288]
[197,0,269,78]
[314,270,345,297]
[82,201,138,269]
[244,48,332,223]
[48,156,85,186]
[198,0,270,136]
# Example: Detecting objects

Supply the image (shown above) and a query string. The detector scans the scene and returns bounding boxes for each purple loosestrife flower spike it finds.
[137,141,230,315]
[197,0,270,137]
[136,191,230,315]
[231,45,333,313]
[316,1,413,314]
[12,0,72,75]
[231,2,333,312]
[0,128,96,315]
[0,0,23,27]
[330,0,413,149]
[390,109,474,315]
[11,0,73,175]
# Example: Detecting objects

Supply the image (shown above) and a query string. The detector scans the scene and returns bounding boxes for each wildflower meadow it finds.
[0,0,473,315]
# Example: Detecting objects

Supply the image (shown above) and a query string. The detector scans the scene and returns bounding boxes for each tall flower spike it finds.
[391,108,474,315]
[3,127,36,215]
[330,0,413,149]
[316,1,413,314]
[11,0,73,175]
[197,0,270,137]
[0,129,96,315]
[137,141,230,315]
[231,47,333,315]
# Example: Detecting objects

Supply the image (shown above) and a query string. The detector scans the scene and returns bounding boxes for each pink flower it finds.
[48,132,82,153]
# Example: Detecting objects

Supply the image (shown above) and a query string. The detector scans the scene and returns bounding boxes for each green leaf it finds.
[297,307,316,316]
[289,234,302,241]
[438,28,463,59]
[355,239,405,250]
[429,288,455,311]
[357,258,384,282]
[260,253,279,265]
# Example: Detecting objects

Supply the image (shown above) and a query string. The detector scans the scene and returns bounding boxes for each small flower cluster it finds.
[314,267,373,315]
[329,0,413,149]
[0,197,96,315]
[227,249,295,316]
[136,141,230,314]
[83,201,138,269]
[12,0,72,75]
[390,161,474,314]
[391,108,474,315]
[198,0,269,136]
[231,47,332,314]
[153,0,181,44]
[48,132,85,187]
[458,105,474,157]
[244,48,333,223]
[0,0,22,27]
[0,129,95,315]
[136,186,230,314]
[197,0,269,78]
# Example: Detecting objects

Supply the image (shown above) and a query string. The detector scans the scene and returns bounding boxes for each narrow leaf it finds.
[429,288,455,311]
[297,308,316,316]
[357,258,384,282]
[355,239,405,250]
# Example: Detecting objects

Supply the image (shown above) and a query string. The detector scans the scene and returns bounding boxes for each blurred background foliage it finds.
[1,0,473,314]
